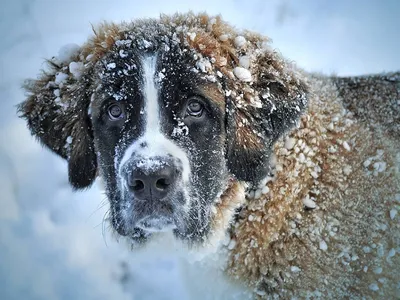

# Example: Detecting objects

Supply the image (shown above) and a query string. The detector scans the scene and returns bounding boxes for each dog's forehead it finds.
[94,42,226,109]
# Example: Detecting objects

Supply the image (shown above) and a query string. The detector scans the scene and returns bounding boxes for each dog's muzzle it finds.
[121,155,183,231]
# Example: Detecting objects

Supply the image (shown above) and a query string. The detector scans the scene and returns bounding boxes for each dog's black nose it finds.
[127,164,177,201]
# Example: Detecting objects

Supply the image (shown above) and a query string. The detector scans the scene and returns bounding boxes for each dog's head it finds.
[19,13,308,245]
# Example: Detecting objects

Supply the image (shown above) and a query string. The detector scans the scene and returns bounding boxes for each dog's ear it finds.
[225,51,308,184]
[19,57,97,189]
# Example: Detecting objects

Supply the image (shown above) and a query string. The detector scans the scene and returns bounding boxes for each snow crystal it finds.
[54,72,68,85]
[142,39,152,48]
[369,283,379,291]
[303,195,316,209]
[135,158,166,174]
[257,177,269,188]
[205,75,216,82]
[196,58,212,73]
[389,208,397,219]
[157,71,166,82]
[85,54,94,61]
[69,61,84,79]
[119,49,128,58]
[187,32,196,41]
[387,248,396,257]
[373,161,386,174]
[343,141,351,151]
[285,138,296,150]
[363,159,372,168]
[377,245,385,257]
[233,67,252,82]
[234,36,247,48]
[254,188,262,199]
[238,56,250,69]
[343,165,352,176]
[291,266,301,273]
[217,35,228,42]
[247,190,255,199]
[106,63,116,70]
[66,136,73,144]
[227,239,236,250]
[319,240,328,251]
[298,153,306,163]
[115,39,132,47]
[262,186,269,194]
[53,89,60,97]
[171,122,189,137]
[57,43,80,64]
[396,194,400,202]
[374,267,383,274]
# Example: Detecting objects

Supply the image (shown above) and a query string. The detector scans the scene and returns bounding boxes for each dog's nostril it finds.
[132,179,145,191]
[155,178,170,190]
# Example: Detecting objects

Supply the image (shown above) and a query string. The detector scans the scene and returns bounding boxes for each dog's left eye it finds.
[186,99,204,117]
[108,103,125,120]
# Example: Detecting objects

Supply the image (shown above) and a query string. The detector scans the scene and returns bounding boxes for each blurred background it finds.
[0,1,399,299]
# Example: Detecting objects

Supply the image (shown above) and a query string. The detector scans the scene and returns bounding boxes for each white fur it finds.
[118,55,190,182]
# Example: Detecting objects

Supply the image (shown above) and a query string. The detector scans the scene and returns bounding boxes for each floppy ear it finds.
[225,53,308,184]
[18,59,97,189]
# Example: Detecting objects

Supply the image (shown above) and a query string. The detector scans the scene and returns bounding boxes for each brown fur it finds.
[228,75,399,298]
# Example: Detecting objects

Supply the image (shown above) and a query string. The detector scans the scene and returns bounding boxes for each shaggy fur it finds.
[19,12,399,298]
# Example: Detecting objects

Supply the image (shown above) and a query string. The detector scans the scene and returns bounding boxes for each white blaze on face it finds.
[118,55,190,183]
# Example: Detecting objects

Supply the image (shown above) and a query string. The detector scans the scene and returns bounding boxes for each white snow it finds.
[69,61,84,79]
[107,62,116,70]
[285,137,296,150]
[234,36,247,48]
[238,56,251,69]
[303,195,316,209]
[291,266,301,273]
[219,34,229,41]
[54,72,68,85]
[196,58,212,73]
[319,240,328,251]
[233,67,252,82]
[369,283,379,291]
[343,141,351,151]
[387,248,396,258]
[57,43,80,64]
[187,32,196,41]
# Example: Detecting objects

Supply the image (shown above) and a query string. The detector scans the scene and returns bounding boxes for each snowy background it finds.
[1,1,399,299]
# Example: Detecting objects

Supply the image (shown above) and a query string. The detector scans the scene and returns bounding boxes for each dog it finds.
[19,12,399,298]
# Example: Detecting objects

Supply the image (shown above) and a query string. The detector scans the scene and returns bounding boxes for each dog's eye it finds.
[186,99,204,117]
[108,103,125,120]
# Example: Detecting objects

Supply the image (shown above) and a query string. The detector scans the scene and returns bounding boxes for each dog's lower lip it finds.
[136,215,176,232]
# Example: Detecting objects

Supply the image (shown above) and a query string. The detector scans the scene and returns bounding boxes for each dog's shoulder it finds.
[228,74,400,298]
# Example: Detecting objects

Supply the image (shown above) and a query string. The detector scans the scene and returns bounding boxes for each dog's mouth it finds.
[135,215,177,232]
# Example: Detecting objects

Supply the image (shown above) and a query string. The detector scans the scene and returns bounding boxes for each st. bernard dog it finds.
[19,12,399,299]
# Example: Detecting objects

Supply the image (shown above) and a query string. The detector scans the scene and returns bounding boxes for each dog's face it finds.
[19,14,308,245]
[91,46,229,242]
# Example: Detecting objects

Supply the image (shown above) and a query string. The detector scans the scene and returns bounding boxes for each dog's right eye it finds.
[107,103,125,120]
